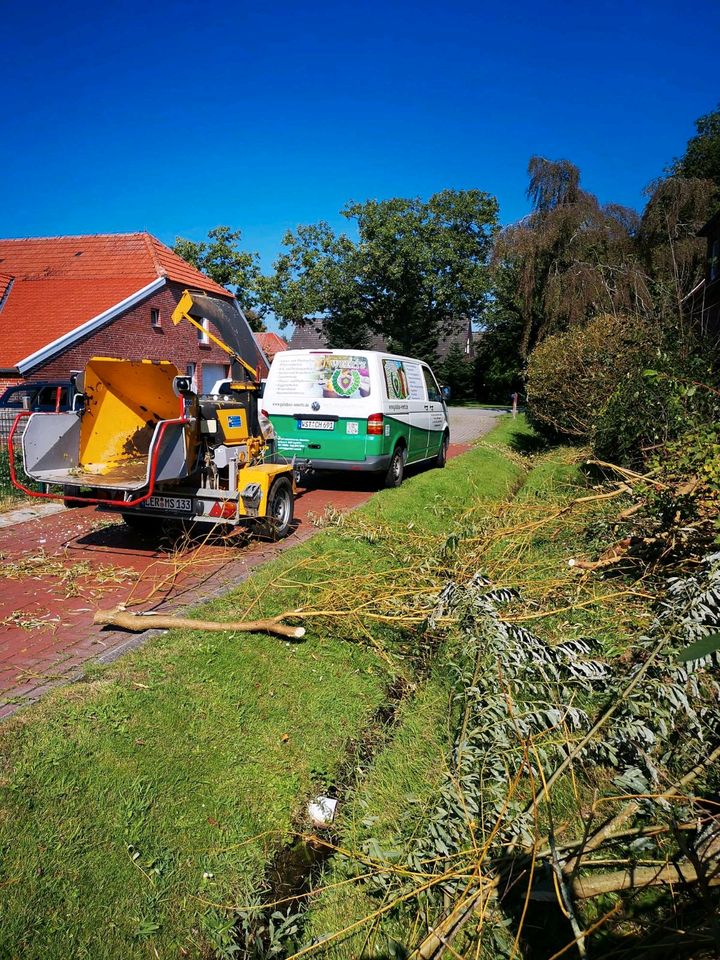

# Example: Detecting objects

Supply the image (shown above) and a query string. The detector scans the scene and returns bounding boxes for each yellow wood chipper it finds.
[9,290,295,538]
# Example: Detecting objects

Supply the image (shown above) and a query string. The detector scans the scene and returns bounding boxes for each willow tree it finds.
[494,157,648,357]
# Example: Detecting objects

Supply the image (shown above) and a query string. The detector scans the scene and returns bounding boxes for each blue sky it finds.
[2,0,718,279]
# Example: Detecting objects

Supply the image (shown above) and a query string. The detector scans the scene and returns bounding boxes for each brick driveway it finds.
[0,408,499,717]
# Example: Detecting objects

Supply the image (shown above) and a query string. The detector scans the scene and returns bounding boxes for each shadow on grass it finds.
[507,428,553,456]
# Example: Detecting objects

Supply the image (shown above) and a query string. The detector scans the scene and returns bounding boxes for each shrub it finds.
[594,351,720,467]
[525,314,656,439]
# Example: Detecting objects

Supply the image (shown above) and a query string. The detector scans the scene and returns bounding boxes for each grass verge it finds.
[0,417,528,958]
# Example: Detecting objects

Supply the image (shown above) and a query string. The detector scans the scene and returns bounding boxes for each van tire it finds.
[384,445,406,488]
[436,431,449,468]
[261,476,294,540]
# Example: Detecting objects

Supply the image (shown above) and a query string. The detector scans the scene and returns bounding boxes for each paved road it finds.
[0,407,501,716]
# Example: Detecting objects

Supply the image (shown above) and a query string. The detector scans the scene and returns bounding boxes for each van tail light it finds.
[367,413,384,435]
[261,409,269,418]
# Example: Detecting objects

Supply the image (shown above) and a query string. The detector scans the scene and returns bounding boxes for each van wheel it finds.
[261,477,294,540]
[436,432,449,468]
[384,445,405,488]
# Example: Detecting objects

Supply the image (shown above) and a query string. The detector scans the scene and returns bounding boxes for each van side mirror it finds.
[257,380,265,399]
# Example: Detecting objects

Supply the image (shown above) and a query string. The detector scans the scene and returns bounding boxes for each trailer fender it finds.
[237,463,294,518]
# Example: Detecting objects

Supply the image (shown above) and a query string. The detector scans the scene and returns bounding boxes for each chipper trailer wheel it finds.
[261,476,294,541]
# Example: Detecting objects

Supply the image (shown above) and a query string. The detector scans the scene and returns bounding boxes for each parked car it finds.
[262,349,450,487]
[0,380,75,413]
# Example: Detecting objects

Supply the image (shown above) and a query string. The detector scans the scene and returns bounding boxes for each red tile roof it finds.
[256,332,289,360]
[0,232,233,369]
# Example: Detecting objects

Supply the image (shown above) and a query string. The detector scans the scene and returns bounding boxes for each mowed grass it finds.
[0,418,528,959]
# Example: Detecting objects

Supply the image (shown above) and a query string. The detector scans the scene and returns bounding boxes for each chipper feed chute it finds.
[21,358,193,491]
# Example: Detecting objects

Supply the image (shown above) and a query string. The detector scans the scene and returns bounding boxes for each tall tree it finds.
[173,226,266,332]
[259,190,499,360]
[670,102,720,189]
[494,157,646,358]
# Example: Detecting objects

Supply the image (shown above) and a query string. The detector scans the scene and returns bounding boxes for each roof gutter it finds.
[17,277,167,374]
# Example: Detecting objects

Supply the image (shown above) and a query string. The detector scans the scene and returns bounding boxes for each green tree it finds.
[671,102,720,188]
[173,226,266,331]
[437,343,475,401]
[259,190,499,359]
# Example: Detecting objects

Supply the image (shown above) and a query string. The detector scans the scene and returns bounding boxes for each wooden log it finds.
[93,608,306,640]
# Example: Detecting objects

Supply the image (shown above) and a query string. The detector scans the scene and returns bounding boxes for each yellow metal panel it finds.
[216,408,249,441]
[236,463,294,517]
[79,358,182,474]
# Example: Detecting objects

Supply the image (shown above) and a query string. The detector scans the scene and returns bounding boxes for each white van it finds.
[261,349,450,486]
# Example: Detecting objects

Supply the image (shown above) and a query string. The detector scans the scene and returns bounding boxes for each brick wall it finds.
[19,282,239,393]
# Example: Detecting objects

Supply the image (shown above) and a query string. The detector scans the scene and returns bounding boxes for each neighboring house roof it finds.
[256,332,289,360]
[287,317,473,359]
[436,318,474,361]
[287,321,330,351]
[0,232,232,372]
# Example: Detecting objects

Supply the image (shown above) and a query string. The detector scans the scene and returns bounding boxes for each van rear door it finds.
[265,351,373,463]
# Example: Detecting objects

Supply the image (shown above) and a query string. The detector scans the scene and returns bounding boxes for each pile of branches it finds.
[348,553,720,958]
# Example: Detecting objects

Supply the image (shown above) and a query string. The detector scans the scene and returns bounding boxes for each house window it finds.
[710,238,720,283]
[150,307,161,327]
[185,362,197,392]
[197,317,210,344]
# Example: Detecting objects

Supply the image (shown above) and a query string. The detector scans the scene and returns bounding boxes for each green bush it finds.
[525,314,657,440]
[593,368,685,467]
[594,356,720,468]
[0,449,41,502]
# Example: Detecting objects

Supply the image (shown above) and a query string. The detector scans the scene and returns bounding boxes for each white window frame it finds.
[150,306,161,328]
[197,317,210,345]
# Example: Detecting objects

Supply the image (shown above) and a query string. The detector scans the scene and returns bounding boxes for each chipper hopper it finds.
[9,291,295,538]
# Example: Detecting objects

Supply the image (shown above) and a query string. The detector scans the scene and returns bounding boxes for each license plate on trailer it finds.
[141,496,193,512]
[299,419,334,430]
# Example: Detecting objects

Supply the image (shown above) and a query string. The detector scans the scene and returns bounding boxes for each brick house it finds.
[0,232,268,394]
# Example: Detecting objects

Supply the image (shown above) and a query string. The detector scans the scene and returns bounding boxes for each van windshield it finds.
[272,354,371,400]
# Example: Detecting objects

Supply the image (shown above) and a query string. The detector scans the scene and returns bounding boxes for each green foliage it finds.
[436,343,474,401]
[475,266,525,402]
[0,449,41,503]
[594,358,720,468]
[172,226,265,328]
[671,101,720,188]
[678,632,720,663]
[260,190,499,360]
[592,364,686,466]
[525,313,656,439]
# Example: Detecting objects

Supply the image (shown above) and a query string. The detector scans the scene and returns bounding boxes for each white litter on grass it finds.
[307,795,338,827]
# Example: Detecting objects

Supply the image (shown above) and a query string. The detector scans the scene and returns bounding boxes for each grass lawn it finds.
[0,418,529,958]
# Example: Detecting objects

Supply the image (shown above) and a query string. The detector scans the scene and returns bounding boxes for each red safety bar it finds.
[7,411,190,508]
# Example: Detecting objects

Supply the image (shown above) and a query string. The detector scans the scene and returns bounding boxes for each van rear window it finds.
[273,354,371,399]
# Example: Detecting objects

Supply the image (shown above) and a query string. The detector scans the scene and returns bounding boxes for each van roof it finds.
[274,348,431,366]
